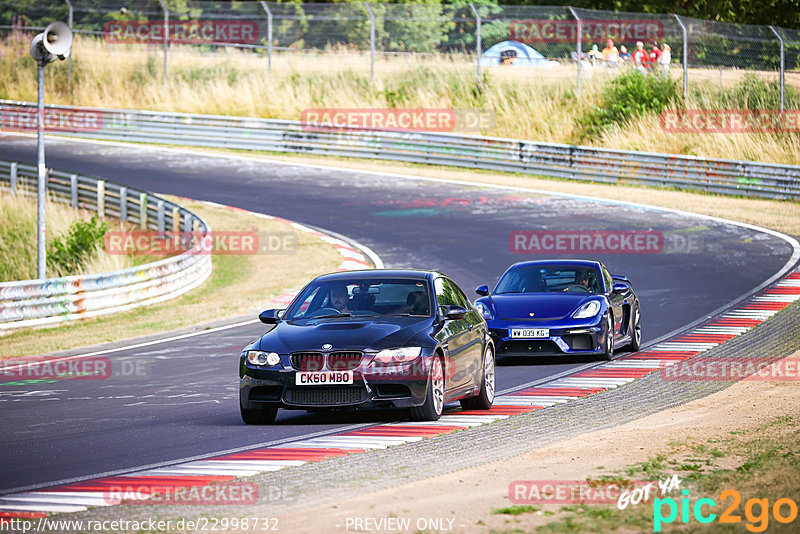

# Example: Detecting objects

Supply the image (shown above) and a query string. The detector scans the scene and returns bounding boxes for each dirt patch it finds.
[273,351,800,533]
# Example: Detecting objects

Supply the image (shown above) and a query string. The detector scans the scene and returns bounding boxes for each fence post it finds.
[568,7,581,96]
[97,180,105,218]
[157,200,165,234]
[674,14,688,103]
[469,3,481,88]
[157,0,168,86]
[139,193,148,229]
[769,26,785,112]
[70,174,78,208]
[363,2,375,84]
[10,162,17,196]
[171,206,180,234]
[119,186,128,221]
[259,1,273,76]
[65,0,73,90]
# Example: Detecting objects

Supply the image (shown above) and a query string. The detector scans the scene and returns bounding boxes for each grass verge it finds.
[533,413,800,533]
[1,36,798,165]
[0,191,140,281]
[0,196,345,358]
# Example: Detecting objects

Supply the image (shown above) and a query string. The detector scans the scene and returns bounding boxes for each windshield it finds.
[283,278,432,320]
[494,265,603,294]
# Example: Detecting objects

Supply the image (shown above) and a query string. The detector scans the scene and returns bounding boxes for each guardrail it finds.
[0,158,212,332]
[2,100,799,200]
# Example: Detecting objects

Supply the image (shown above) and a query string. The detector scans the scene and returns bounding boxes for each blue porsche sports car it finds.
[474,260,641,360]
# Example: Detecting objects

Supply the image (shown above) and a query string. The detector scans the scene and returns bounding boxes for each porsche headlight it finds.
[246,351,282,367]
[373,347,422,364]
[572,301,601,319]
[475,301,493,320]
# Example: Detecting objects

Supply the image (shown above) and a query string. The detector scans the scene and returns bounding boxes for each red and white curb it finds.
[2,271,798,520]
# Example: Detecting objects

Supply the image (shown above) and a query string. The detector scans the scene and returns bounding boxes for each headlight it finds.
[475,301,493,320]
[246,351,282,367]
[572,301,601,319]
[373,347,422,364]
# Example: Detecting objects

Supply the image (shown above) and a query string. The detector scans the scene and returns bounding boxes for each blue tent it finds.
[480,40,558,68]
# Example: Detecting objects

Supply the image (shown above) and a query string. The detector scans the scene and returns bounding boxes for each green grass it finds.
[536,414,800,533]
[493,505,540,516]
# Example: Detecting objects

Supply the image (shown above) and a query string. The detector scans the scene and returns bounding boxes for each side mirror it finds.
[441,305,468,320]
[612,283,630,294]
[476,285,490,296]
[259,309,283,324]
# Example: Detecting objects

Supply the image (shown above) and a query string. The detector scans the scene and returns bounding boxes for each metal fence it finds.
[0,157,213,332]
[0,2,798,104]
[2,99,798,201]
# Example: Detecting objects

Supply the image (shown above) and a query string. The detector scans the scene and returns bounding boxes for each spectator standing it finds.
[587,44,603,63]
[601,38,619,66]
[633,41,649,73]
[619,45,632,62]
[649,41,662,68]
[659,43,671,76]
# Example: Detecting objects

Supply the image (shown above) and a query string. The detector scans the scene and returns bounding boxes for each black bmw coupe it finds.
[239,269,495,424]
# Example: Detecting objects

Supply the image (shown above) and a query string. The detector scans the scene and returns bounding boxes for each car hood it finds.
[489,293,594,320]
[256,317,432,353]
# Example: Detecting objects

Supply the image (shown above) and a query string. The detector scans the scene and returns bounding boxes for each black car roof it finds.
[313,269,437,282]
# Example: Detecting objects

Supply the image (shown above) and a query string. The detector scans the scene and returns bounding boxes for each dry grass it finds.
[0,190,138,281]
[0,196,345,358]
[2,35,798,165]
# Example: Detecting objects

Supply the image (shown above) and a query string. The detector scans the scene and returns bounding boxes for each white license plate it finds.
[296,371,353,385]
[510,328,549,339]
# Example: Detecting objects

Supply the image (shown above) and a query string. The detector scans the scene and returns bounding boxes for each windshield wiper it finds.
[387,313,428,317]
[313,313,352,319]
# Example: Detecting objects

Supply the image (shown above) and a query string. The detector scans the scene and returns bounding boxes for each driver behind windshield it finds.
[328,285,352,313]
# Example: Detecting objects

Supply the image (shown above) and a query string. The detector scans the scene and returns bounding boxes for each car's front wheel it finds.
[460,344,495,410]
[626,303,642,352]
[411,355,445,421]
[240,401,278,425]
[601,314,614,361]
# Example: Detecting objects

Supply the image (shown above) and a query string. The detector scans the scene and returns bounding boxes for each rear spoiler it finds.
[612,274,631,284]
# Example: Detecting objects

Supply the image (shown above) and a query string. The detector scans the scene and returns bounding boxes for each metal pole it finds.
[469,3,481,88]
[158,0,168,86]
[769,26,785,112]
[568,7,581,96]
[259,1,273,76]
[65,0,73,90]
[37,59,47,280]
[674,14,688,103]
[363,2,375,84]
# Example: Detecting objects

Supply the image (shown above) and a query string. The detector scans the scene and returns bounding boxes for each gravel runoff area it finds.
[57,292,800,531]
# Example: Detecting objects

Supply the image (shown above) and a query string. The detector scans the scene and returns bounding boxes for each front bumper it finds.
[239,363,430,411]
[490,324,605,357]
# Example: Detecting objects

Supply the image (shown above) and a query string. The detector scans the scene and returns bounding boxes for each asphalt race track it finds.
[0,136,795,494]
